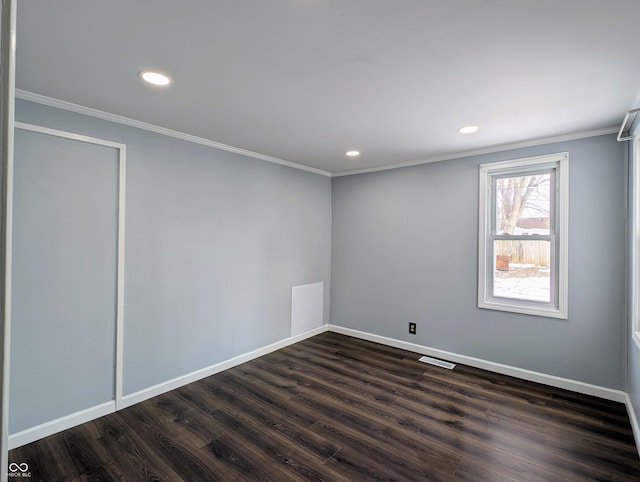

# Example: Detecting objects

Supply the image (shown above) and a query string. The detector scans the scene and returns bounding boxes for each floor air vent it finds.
[419,355,456,370]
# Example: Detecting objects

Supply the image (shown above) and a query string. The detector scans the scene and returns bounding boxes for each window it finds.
[478,152,568,318]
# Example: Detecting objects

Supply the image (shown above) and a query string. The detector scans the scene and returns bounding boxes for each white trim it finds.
[477,299,568,319]
[557,154,570,317]
[477,152,569,319]
[327,325,627,402]
[624,393,640,458]
[14,122,127,414]
[332,127,616,177]
[15,90,615,180]
[14,122,126,150]
[15,89,331,178]
[1,1,17,480]
[478,151,568,172]
[8,401,115,450]
[7,325,329,447]
[5,323,633,451]
[478,159,489,314]
[120,325,329,409]
[115,146,126,409]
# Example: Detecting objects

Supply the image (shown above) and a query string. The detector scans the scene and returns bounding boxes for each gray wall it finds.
[11,129,119,432]
[11,96,630,437]
[14,99,331,406]
[331,134,626,389]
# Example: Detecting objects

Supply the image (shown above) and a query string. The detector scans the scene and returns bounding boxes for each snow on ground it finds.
[494,263,550,302]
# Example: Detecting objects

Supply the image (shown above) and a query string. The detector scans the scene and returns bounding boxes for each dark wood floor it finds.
[9,332,640,481]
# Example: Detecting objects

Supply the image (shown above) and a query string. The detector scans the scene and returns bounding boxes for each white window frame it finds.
[478,152,569,319]
[632,137,640,350]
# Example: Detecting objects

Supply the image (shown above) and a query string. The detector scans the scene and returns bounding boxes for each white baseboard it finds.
[8,325,329,449]
[624,393,640,458]
[120,324,329,409]
[8,401,115,450]
[7,324,633,451]
[327,324,627,403]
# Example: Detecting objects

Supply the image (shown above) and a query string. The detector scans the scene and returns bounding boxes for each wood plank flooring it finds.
[9,332,640,481]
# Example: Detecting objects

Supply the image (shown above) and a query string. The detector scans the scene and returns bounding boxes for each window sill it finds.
[478,299,568,319]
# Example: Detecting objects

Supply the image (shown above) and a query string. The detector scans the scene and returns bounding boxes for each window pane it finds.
[496,173,551,235]
[493,240,551,303]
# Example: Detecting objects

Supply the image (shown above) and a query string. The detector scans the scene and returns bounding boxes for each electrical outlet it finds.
[409,322,416,334]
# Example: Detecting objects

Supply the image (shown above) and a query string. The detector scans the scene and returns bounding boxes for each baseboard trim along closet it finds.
[120,324,329,409]
[8,325,329,450]
[8,401,115,450]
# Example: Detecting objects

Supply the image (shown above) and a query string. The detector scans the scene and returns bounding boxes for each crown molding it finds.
[332,126,618,177]
[16,90,619,179]
[15,89,331,177]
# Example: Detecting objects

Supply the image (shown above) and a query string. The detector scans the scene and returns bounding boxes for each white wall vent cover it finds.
[419,356,456,370]
[291,282,323,336]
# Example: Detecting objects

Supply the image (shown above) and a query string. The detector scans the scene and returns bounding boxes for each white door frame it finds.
[12,122,127,425]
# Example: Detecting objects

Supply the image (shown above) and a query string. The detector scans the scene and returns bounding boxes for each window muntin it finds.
[479,153,568,318]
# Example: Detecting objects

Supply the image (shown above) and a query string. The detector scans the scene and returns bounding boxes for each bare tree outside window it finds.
[496,175,550,235]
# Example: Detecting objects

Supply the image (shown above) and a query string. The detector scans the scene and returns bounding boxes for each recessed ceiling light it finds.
[139,70,172,86]
[458,125,479,134]
[345,150,361,157]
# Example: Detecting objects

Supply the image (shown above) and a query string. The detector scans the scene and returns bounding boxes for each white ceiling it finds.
[14,0,640,175]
